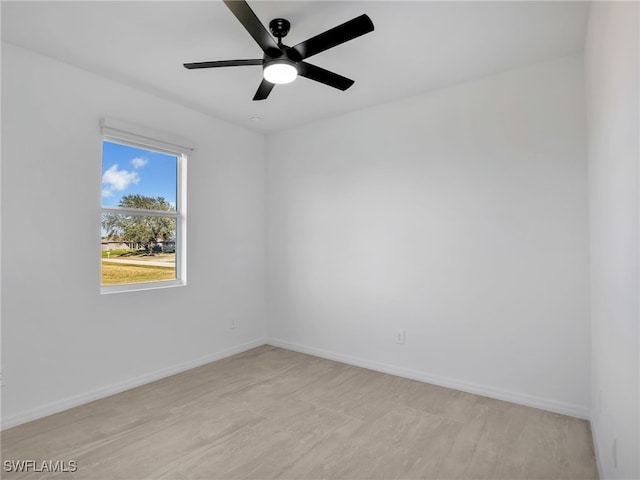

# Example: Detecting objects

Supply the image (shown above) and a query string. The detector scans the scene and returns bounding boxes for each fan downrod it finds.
[269,18,291,43]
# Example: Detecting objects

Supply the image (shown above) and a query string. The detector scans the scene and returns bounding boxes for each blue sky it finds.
[101,141,177,208]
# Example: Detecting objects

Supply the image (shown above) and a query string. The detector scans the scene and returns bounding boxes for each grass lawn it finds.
[101,262,175,286]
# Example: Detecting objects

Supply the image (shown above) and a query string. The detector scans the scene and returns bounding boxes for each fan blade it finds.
[293,14,374,60]
[253,78,275,100]
[183,59,262,69]
[298,62,354,91]
[223,0,280,56]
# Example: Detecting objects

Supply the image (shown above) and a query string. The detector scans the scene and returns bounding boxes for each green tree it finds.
[102,195,175,254]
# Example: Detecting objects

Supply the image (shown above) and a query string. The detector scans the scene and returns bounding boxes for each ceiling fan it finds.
[183,0,374,100]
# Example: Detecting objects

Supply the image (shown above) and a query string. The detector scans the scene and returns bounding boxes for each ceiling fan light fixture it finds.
[263,59,298,84]
[183,1,374,100]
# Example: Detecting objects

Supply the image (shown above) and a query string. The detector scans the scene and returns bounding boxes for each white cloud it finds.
[131,157,148,169]
[102,164,139,197]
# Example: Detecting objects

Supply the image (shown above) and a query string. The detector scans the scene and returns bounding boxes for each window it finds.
[100,118,191,293]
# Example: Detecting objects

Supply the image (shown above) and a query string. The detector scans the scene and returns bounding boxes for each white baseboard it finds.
[1,338,267,430]
[266,337,590,420]
[3,336,591,431]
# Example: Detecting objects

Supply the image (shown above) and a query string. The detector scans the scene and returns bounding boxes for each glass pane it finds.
[101,140,177,210]
[101,213,176,286]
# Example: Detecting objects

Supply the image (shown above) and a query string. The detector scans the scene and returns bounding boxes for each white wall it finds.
[1,43,267,427]
[584,2,640,479]
[266,54,591,417]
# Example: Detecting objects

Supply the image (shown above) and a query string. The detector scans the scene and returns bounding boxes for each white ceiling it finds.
[2,1,590,133]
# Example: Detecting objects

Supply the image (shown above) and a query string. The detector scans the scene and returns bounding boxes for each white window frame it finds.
[100,117,192,294]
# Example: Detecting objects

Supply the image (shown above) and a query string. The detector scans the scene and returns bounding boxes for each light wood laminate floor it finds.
[2,346,598,479]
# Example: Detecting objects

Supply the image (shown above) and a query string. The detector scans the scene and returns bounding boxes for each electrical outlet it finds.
[395,329,405,344]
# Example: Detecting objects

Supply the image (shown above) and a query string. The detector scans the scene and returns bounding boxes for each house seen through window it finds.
[101,137,185,292]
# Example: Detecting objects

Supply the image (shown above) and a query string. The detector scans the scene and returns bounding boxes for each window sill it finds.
[100,279,186,295]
